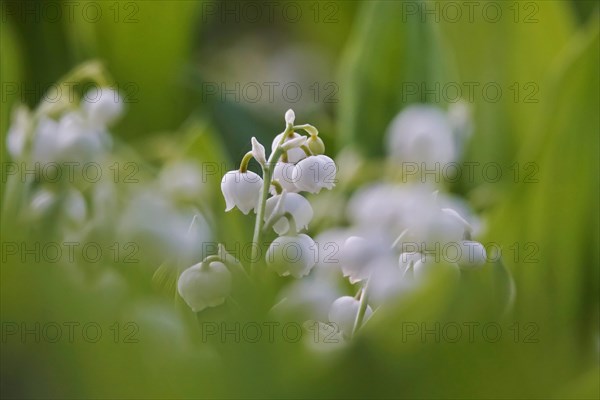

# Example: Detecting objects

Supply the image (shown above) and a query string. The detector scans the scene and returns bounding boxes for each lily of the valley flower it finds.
[266,233,316,278]
[457,240,487,269]
[81,87,124,126]
[221,170,263,214]
[328,296,373,339]
[385,104,456,170]
[340,236,390,284]
[272,162,299,193]
[178,260,232,312]
[292,155,337,193]
[264,193,313,235]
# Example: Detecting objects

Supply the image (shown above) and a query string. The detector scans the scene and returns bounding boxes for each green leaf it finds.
[440,1,574,191]
[489,19,599,344]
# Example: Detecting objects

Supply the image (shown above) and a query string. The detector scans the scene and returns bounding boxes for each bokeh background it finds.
[1,0,599,398]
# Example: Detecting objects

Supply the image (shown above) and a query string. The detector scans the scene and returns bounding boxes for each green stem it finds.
[271,180,283,194]
[239,151,254,173]
[249,126,291,276]
[352,279,371,337]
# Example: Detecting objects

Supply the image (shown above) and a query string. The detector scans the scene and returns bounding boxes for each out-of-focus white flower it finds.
[271,131,307,163]
[340,235,392,284]
[264,193,313,235]
[271,277,342,322]
[31,111,111,165]
[368,256,413,307]
[328,296,372,339]
[292,155,336,193]
[6,105,31,159]
[271,162,299,193]
[398,252,423,273]
[266,233,316,278]
[178,261,231,312]
[385,104,456,170]
[81,87,124,126]
[251,137,266,165]
[347,183,406,233]
[313,229,348,272]
[457,240,487,269]
[221,170,263,214]
[159,161,205,203]
[118,191,210,264]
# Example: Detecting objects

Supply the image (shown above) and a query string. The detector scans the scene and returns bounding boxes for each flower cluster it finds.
[177,105,494,347]
[4,63,212,271]
[178,110,337,311]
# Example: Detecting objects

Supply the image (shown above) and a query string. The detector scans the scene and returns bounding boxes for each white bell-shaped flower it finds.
[221,170,263,214]
[328,296,373,339]
[398,252,424,274]
[340,235,390,284]
[31,111,111,165]
[272,162,299,193]
[159,161,205,203]
[292,155,337,194]
[266,233,316,278]
[177,260,231,312]
[271,131,307,163]
[457,240,487,269]
[264,193,313,235]
[82,87,124,126]
[385,104,456,170]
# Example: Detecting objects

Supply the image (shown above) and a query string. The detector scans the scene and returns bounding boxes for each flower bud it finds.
[177,261,232,312]
[265,193,313,235]
[285,109,295,125]
[251,137,266,165]
[307,135,325,155]
[292,155,336,194]
[328,296,372,339]
[221,170,263,214]
[266,234,316,278]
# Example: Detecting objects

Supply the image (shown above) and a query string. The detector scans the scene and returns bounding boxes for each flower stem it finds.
[239,151,254,173]
[352,278,371,337]
[249,126,290,276]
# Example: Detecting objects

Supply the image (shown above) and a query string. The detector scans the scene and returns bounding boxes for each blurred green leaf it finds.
[0,20,23,155]
[490,18,599,357]
[338,0,455,156]
[71,1,202,138]
[440,1,574,192]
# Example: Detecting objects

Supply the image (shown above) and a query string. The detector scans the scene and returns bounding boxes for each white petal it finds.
[285,109,295,125]
[281,135,307,151]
